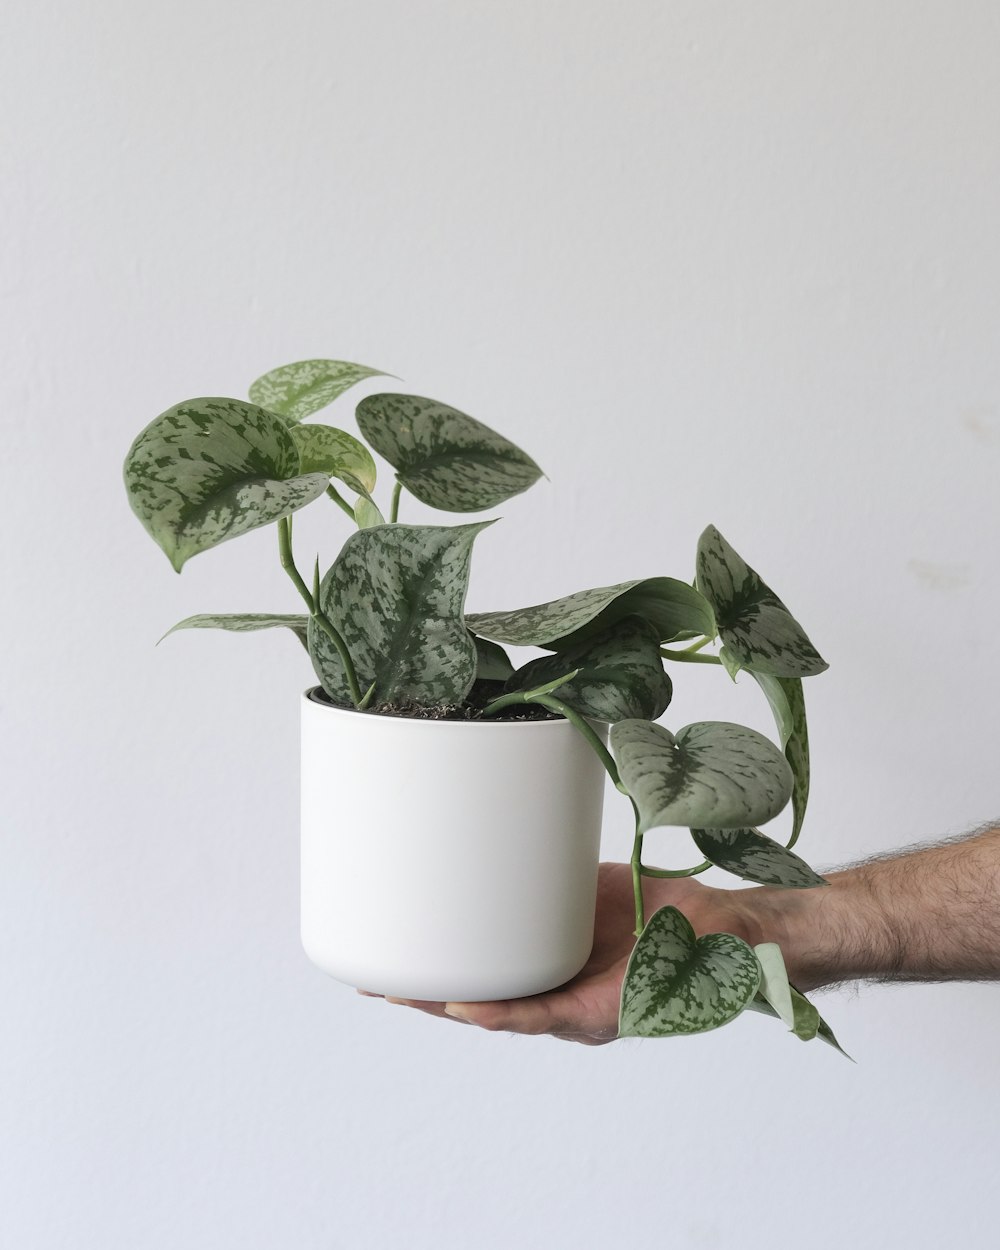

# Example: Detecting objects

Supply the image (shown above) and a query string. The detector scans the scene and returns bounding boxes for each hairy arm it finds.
[376,824,1000,1043]
[749,823,1000,993]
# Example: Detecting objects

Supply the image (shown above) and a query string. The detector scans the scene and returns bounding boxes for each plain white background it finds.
[4,2,1000,1246]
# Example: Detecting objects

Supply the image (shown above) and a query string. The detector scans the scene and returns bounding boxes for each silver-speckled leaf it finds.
[355,393,543,512]
[249,359,389,422]
[610,719,793,831]
[160,613,309,650]
[467,578,715,651]
[690,826,827,888]
[752,673,811,847]
[123,398,330,572]
[289,424,377,494]
[696,525,828,678]
[473,634,515,682]
[505,617,671,722]
[308,522,494,707]
[619,906,761,1038]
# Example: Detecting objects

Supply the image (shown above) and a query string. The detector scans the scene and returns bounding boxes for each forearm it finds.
[738,824,1000,992]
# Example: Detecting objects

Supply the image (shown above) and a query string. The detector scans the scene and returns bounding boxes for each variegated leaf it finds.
[610,720,793,831]
[748,945,851,1057]
[696,525,828,678]
[505,617,671,722]
[467,578,715,651]
[690,826,827,888]
[309,522,493,707]
[751,672,811,847]
[355,393,543,512]
[160,613,309,650]
[619,906,761,1038]
[249,359,390,422]
[289,424,378,494]
[123,398,329,572]
[473,634,515,682]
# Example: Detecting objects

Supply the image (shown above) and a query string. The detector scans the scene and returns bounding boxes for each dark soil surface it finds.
[308,681,560,723]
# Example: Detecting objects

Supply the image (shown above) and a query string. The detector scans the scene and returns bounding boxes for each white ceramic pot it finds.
[300,690,608,1001]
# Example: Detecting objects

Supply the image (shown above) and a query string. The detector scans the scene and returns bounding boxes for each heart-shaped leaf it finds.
[690,826,827,888]
[751,673,811,847]
[289,424,377,494]
[610,720,793,831]
[160,613,309,650]
[696,525,828,678]
[468,578,715,651]
[354,494,385,529]
[249,359,390,422]
[355,393,543,512]
[505,617,672,722]
[473,635,515,682]
[619,906,761,1038]
[748,945,851,1058]
[309,522,494,707]
[123,398,330,572]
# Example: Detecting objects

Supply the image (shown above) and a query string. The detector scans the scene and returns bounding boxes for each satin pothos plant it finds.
[124,357,845,1055]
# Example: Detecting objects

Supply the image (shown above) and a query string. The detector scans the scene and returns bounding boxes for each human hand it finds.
[365,862,767,1045]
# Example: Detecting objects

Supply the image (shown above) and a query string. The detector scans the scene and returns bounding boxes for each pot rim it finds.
[302,686,609,730]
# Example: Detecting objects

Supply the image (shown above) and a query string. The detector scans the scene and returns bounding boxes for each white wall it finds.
[5,2,1000,1246]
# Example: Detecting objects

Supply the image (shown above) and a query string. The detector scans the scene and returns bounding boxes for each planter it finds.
[300,689,609,1001]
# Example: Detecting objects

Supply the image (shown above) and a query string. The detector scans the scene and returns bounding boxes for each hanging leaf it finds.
[610,720,793,831]
[159,613,309,650]
[618,906,761,1038]
[751,672,811,847]
[473,635,515,682]
[355,393,543,512]
[505,617,672,722]
[354,494,385,528]
[696,525,828,678]
[690,826,827,888]
[468,578,715,652]
[748,945,852,1058]
[289,424,378,494]
[123,398,330,572]
[248,359,390,423]
[308,522,494,707]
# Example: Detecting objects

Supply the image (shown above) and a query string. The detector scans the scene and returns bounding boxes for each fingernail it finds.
[356,990,381,998]
[444,1004,473,1022]
[385,996,406,1005]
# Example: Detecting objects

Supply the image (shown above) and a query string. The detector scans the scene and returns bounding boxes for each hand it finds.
[365,862,765,1045]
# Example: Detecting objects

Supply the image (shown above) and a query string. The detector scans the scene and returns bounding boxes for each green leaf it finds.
[695,525,828,678]
[719,645,743,681]
[690,826,827,888]
[123,398,330,572]
[505,617,672,722]
[160,613,309,650]
[355,393,543,512]
[749,945,852,1058]
[354,494,385,529]
[467,578,715,651]
[619,906,761,1038]
[248,359,390,422]
[289,424,377,494]
[751,673,811,847]
[610,720,793,832]
[473,634,515,682]
[308,522,494,707]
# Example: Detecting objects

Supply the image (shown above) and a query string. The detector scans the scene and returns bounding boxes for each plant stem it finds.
[277,517,365,708]
[659,646,722,666]
[532,695,624,790]
[326,483,356,521]
[679,635,713,654]
[389,481,402,523]
[641,860,713,879]
[630,819,645,937]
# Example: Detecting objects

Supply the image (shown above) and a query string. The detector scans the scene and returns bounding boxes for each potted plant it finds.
[123,358,845,1053]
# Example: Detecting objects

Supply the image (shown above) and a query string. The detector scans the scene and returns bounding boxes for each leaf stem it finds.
[659,646,722,666]
[641,860,713,879]
[390,481,402,523]
[326,483,357,521]
[533,695,623,788]
[630,817,645,937]
[277,517,365,708]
